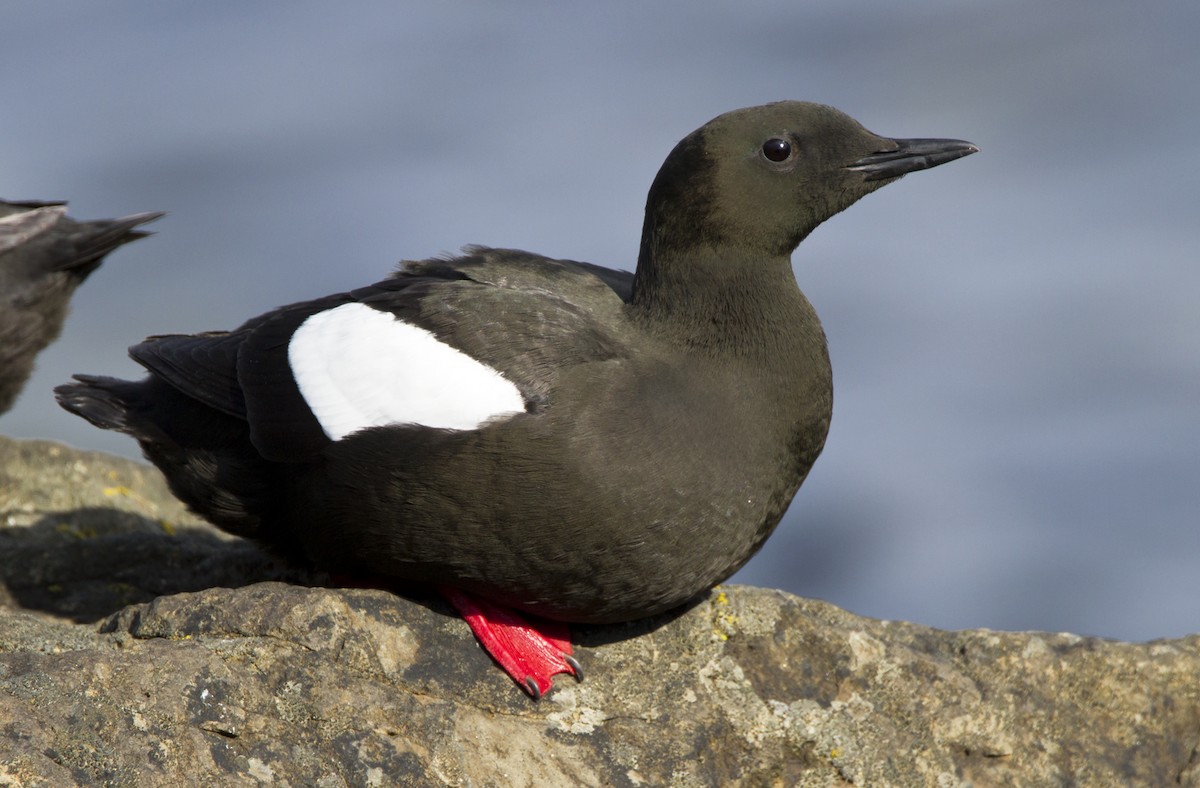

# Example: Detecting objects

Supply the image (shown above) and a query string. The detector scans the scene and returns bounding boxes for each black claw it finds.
[565,655,584,682]
[523,677,542,701]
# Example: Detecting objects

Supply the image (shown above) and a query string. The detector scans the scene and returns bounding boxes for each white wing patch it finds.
[288,302,525,439]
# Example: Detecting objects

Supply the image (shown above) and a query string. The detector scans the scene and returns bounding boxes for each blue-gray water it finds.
[4,2,1198,642]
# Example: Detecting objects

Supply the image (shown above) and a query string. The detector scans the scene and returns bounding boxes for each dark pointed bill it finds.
[847,138,979,181]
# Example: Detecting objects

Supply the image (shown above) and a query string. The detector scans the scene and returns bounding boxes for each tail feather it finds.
[55,372,281,543]
[55,375,147,435]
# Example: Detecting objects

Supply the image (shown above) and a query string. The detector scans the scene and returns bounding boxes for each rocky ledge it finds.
[1,435,1198,786]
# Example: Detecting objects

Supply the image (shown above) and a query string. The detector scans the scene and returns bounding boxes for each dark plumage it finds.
[0,200,163,414]
[56,102,977,695]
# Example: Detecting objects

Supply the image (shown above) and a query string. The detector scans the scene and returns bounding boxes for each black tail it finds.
[56,372,251,455]
[54,375,131,428]
[56,373,281,542]
[55,374,153,437]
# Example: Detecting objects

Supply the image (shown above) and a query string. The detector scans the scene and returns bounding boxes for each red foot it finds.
[437,585,583,699]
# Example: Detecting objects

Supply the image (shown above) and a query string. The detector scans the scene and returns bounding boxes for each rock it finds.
[1,435,1198,786]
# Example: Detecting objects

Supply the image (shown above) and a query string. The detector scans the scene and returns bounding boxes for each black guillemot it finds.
[56,102,977,697]
[0,200,161,416]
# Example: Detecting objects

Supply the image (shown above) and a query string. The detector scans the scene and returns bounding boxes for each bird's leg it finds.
[437,585,583,699]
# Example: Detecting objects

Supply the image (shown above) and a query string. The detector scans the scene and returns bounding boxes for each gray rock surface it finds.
[1,434,1198,786]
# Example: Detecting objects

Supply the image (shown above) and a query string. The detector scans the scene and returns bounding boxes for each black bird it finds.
[56,102,977,697]
[0,200,162,415]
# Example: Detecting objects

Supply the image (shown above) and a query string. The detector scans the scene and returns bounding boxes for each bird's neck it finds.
[630,243,821,358]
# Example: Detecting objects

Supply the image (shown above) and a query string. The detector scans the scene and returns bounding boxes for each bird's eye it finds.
[761,138,792,163]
